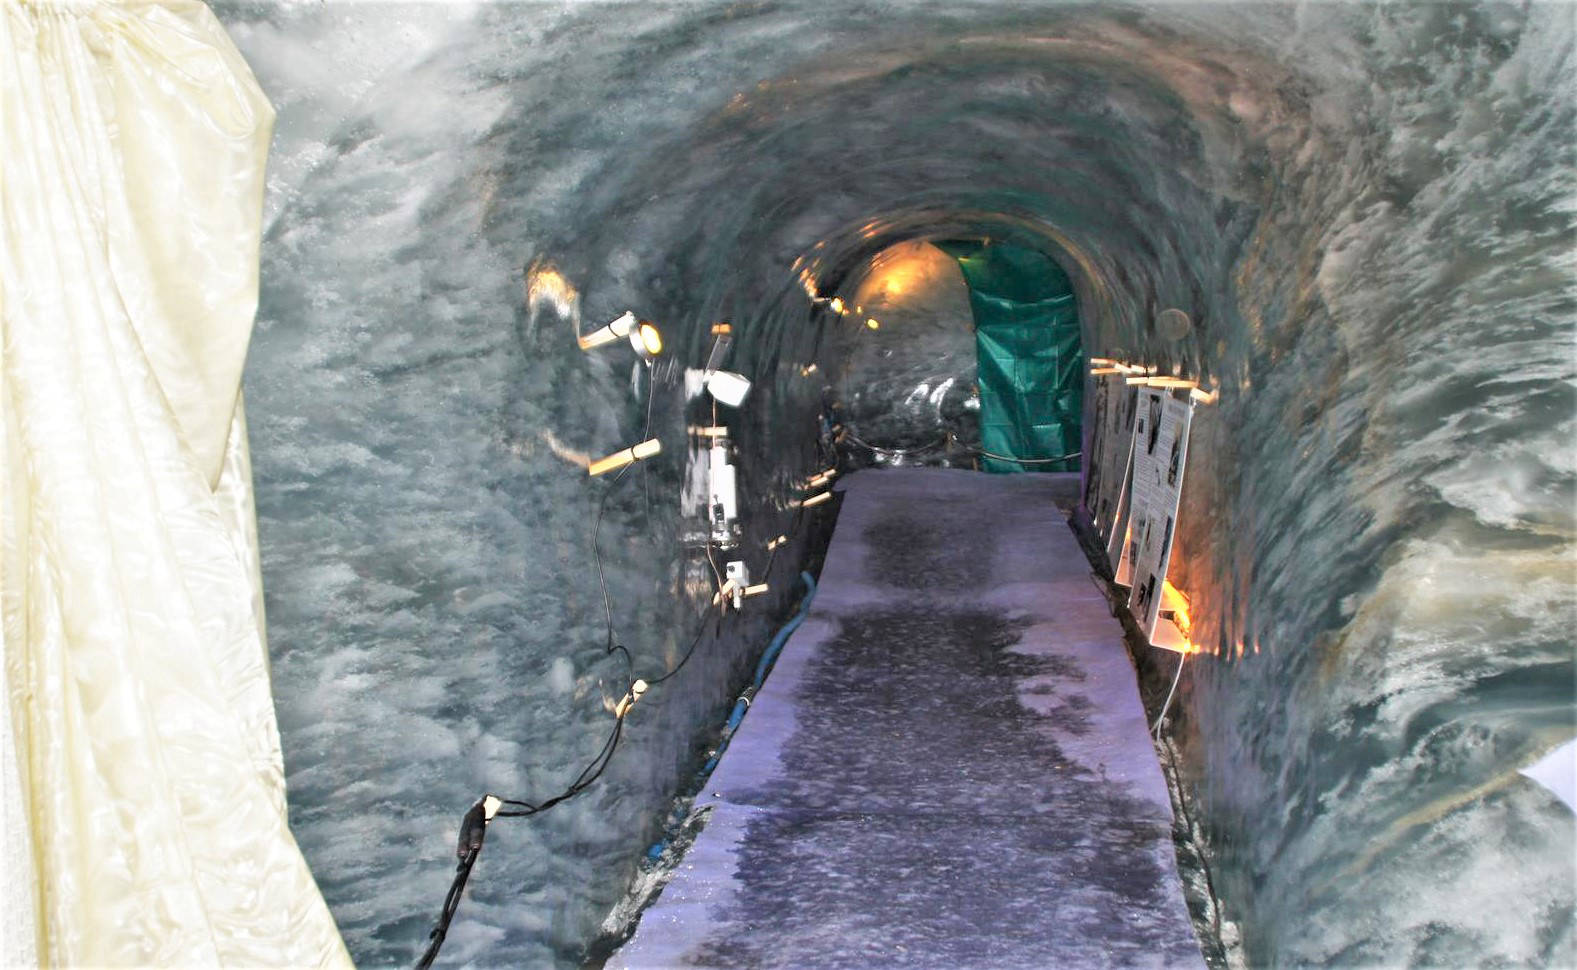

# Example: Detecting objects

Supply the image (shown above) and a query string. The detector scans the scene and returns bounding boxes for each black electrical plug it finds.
[457,795,501,863]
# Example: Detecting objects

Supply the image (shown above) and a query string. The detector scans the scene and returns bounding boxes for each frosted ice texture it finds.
[214,2,1574,967]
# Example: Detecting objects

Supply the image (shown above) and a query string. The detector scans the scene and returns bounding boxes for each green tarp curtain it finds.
[938,241,1082,473]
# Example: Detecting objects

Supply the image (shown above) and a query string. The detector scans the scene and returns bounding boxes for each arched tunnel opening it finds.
[4,2,1572,968]
[825,234,1085,472]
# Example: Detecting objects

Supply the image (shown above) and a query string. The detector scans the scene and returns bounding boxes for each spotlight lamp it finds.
[579,311,664,360]
[632,320,663,360]
[703,369,752,407]
[695,322,750,406]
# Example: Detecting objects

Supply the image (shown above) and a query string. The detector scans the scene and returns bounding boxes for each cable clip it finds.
[614,679,649,718]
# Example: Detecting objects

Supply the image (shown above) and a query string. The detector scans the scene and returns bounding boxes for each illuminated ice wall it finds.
[216,2,1575,966]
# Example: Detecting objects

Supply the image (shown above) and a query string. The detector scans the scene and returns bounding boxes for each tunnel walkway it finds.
[615,468,1204,969]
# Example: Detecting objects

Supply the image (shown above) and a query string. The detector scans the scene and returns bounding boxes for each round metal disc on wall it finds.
[1156,308,1192,341]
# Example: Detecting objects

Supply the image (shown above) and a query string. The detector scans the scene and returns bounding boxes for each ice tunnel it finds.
[212,1,1577,966]
[4,0,1572,967]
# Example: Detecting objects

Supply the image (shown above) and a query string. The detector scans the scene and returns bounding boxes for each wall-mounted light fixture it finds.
[579,310,664,360]
[631,320,663,361]
[588,438,661,477]
[704,370,752,407]
[698,323,751,407]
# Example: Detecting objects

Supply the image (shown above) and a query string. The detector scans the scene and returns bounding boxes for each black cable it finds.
[413,794,498,970]
[414,698,634,969]
[590,369,657,675]
[647,620,710,688]
[838,424,1080,467]
[640,364,656,521]
[592,464,635,673]
[419,359,804,967]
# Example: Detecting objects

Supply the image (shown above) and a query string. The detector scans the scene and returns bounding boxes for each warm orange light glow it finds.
[1161,580,1192,634]
[525,259,579,321]
[636,321,663,356]
[1153,581,1202,655]
[829,297,846,315]
[865,317,880,330]
[851,240,958,314]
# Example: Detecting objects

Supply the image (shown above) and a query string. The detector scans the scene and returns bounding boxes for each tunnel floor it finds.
[615,467,1204,969]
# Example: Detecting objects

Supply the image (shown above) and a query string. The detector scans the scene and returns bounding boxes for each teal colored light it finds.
[937,240,1082,473]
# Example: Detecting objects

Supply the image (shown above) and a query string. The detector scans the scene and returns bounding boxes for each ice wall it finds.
[831,240,980,460]
[215,2,1575,966]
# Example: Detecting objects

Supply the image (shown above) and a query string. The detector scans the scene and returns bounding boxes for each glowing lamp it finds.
[633,321,663,360]
[579,311,663,360]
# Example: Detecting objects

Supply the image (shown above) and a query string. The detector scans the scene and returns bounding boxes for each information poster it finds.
[1110,478,1134,585]
[1084,373,1137,552]
[1125,389,1193,640]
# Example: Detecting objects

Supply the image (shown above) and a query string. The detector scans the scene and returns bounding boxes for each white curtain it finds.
[0,1,351,964]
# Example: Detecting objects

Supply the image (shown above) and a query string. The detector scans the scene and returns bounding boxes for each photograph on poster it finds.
[1083,372,1111,514]
[1127,515,1146,575]
[1088,373,1137,564]
[1108,468,1132,581]
[1132,573,1157,622]
[1126,389,1194,639]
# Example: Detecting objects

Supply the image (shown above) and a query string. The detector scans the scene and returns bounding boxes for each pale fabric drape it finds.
[0,1,352,964]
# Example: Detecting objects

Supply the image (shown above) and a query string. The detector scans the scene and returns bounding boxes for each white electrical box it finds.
[724,560,750,610]
[708,443,739,547]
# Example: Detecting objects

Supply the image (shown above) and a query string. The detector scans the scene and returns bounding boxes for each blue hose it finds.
[753,571,817,688]
[645,571,818,863]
